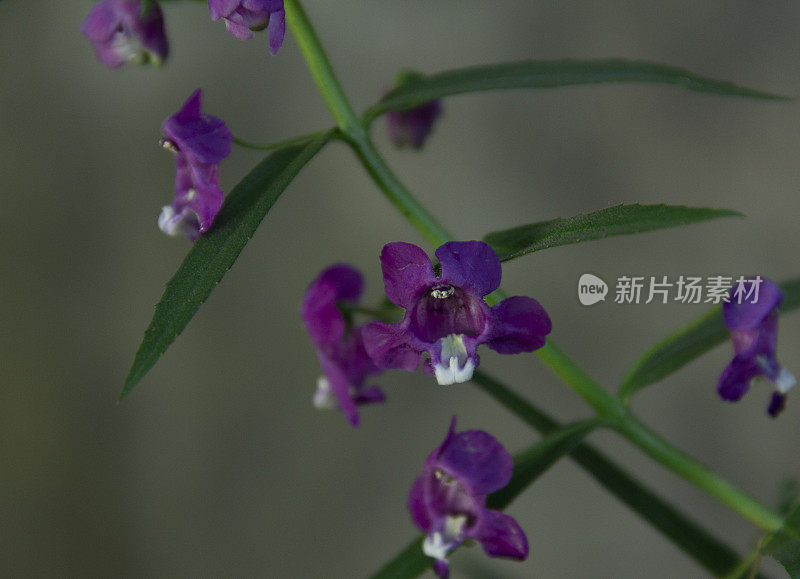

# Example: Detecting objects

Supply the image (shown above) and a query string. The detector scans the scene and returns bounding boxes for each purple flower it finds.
[81,1,169,68]
[158,89,232,241]
[209,0,286,55]
[718,276,795,417]
[301,265,386,427]
[363,241,551,385]
[408,417,528,578]
[385,71,442,149]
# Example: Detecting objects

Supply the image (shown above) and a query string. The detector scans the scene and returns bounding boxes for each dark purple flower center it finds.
[410,284,485,343]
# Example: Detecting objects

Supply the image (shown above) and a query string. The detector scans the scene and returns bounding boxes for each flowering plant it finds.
[71,1,800,576]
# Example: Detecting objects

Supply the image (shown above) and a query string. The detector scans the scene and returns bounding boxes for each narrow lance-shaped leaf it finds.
[619,276,800,401]
[484,204,741,262]
[471,370,761,577]
[363,59,790,121]
[121,132,334,400]
[370,420,599,579]
[487,418,600,510]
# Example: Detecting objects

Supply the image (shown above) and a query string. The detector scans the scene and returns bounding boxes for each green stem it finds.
[284,0,785,539]
[348,137,454,246]
[233,128,336,151]
[536,340,625,420]
[616,415,783,532]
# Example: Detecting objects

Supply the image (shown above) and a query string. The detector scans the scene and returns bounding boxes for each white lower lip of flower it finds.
[312,376,339,410]
[775,367,796,394]
[158,206,200,238]
[423,515,467,560]
[434,334,474,385]
[112,33,147,64]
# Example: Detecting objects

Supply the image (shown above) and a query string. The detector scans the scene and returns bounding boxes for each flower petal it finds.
[436,241,501,297]
[352,385,386,406]
[317,264,364,303]
[80,1,120,42]
[362,321,424,371]
[224,17,256,40]
[380,242,436,308]
[301,281,343,346]
[432,559,450,579]
[432,427,513,495]
[208,0,241,20]
[717,355,760,401]
[724,277,783,331]
[472,509,529,560]
[301,265,362,347]
[267,8,286,55]
[407,476,431,532]
[162,90,233,165]
[486,296,551,354]
[318,353,359,427]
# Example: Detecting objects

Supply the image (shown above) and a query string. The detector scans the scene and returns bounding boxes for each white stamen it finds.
[775,367,796,394]
[159,138,179,153]
[313,376,339,410]
[434,469,455,485]
[433,334,474,385]
[430,285,455,299]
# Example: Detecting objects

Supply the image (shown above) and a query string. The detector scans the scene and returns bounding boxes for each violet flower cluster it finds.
[408,418,528,578]
[158,89,232,240]
[718,277,795,417]
[81,0,286,69]
[298,243,545,574]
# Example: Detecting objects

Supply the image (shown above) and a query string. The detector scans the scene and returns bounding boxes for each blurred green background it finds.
[2,1,800,576]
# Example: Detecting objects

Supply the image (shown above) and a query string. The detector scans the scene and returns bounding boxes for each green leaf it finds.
[370,420,599,579]
[619,276,800,401]
[487,419,600,510]
[761,504,800,577]
[120,132,334,401]
[472,370,755,577]
[484,204,741,262]
[364,59,790,121]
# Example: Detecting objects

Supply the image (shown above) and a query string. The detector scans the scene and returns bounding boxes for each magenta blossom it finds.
[158,89,232,241]
[408,417,528,578]
[363,241,551,385]
[301,265,386,427]
[718,277,795,417]
[209,0,286,55]
[81,1,168,68]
